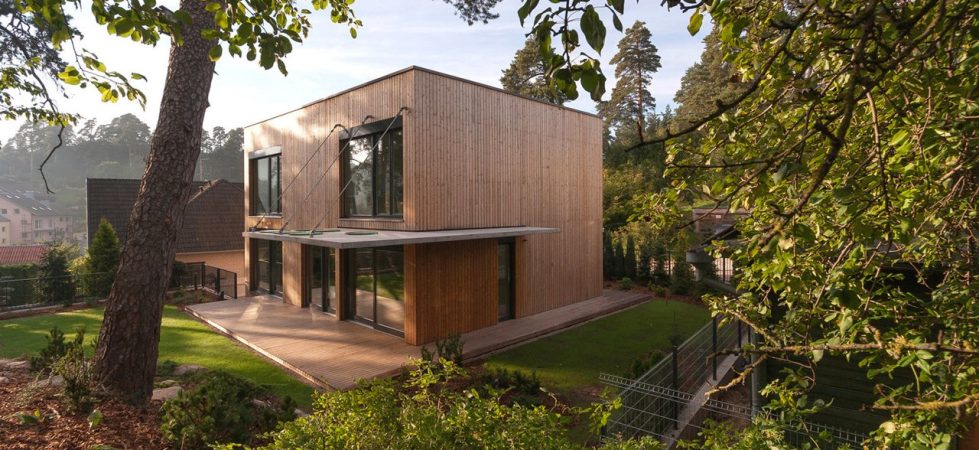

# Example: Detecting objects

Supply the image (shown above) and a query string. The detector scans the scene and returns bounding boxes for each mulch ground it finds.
[0,361,169,450]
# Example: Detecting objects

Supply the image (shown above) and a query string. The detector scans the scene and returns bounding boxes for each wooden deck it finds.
[186,289,649,390]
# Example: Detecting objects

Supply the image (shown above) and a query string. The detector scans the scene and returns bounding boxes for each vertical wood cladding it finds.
[243,67,603,339]
[404,240,498,345]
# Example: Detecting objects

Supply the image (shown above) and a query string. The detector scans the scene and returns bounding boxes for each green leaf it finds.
[580,5,605,54]
[687,10,704,36]
[349,27,357,38]
[209,44,223,62]
[517,0,540,26]
[812,349,824,363]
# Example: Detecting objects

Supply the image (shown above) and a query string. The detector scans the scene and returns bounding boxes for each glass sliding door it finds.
[305,246,336,313]
[344,246,405,336]
[498,239,515,321]
[252,239,282,296]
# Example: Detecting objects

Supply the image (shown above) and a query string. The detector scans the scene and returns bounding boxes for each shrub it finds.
[160,371,296,449]
[30,326,83,373]
[35,242,77,307]
[86,218,121,297]
[157,359,179,377]
[422,333,464,366]
[619,277,633,290]
[51,338,95,413]
[480,367,542,397]
[625,350,664,379]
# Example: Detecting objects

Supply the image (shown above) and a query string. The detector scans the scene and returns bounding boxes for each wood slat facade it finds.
[243,67,603,345]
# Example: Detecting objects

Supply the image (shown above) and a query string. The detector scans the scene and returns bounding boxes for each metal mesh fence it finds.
[0,272,110,311]
[601,316,867,448]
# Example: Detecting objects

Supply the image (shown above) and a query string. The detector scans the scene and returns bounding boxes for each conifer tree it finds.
[36,243,76,306]
[624,235,637,279]
[500,38,566,105]
[87,219,121,297]
[597,21,661,144]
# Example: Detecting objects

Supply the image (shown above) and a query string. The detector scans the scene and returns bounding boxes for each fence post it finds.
[712,316,718,380]
[200,264,205,290]
[232,272,238,299]
[671,344,679,430]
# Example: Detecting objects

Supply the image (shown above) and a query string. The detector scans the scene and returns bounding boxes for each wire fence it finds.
[600,316,867,448]
[0,262,238,312]
[0,272,111,312]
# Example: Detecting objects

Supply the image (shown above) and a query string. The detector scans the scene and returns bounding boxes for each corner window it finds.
[342,119,403,218]
[250,153,281,215]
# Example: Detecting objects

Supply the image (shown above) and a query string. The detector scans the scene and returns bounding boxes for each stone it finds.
[152,386,183,401]
[0,359,29,371]
[294,408,308,418]
[28,375,63,389]
[173,364,205,376]
[0,376,9,384]
[157,379,179,388]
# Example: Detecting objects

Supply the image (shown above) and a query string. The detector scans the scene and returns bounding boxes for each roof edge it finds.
[243,66,599,129]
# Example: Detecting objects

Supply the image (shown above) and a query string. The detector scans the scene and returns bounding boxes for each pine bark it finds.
[94,0,217,405]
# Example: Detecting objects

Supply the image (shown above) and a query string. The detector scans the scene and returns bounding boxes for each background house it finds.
[0,244,48,266]
[0,184,74,246]
[86,178,247,288]
[0,215,9,245]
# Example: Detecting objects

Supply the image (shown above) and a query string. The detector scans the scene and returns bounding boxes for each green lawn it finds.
[0,306,315,407]
[485,300,709,398]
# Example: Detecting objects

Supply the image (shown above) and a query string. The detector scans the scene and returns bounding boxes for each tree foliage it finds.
[597,21,660,142]
[86,218,120,297]
[523,0,979,444]
[501,38,566,105]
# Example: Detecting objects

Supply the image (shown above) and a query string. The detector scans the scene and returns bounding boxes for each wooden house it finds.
[242,67,603,345]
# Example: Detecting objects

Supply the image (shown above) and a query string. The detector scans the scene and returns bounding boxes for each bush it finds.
[35,242,77,307]
[160,371,296,449]
[51,335,95,413]
[624,350,664,379]
[422,333,464,366]
[86,218,121,297]
[619,277,634,290]
[479,367,542,401]
[30,326,83,373]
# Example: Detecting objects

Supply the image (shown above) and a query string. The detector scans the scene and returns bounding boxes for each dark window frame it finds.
[251,239,282,296]
[250,152,282,216]
[340,117,403,218]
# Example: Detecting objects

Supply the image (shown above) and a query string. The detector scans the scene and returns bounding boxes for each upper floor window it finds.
[250,152,281,215]
[342,119,403,218]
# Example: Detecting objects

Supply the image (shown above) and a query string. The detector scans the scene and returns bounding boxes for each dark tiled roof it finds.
[0,245,48,265]
[0,192,68,217]
[86,178,244,253]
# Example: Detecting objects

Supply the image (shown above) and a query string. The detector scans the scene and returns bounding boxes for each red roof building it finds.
[0,244,48,266]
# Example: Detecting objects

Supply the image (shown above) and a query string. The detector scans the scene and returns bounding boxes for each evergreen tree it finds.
[500,38,566,105]
[636,242,651,282]
[597,21,661,144]
[602,231,614,279]
[610,240,623,279]
[36,243,76,306]
[671,30,747,131]
[87,218,121,297]
[624,235,637,279]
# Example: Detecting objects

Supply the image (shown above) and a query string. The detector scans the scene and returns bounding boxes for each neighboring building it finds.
[0,215,9,245]
[243,66,603,346]
[0,244,48,266]
[86,178,246,281]
[691,207,749,240]
[0,190,74,246]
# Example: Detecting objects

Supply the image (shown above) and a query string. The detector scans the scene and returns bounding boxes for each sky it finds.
[0,0,706,142]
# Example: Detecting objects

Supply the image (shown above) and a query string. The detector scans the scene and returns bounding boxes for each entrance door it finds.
[344,246,405,336]
[304,246,336,313]
[498,239,515,321]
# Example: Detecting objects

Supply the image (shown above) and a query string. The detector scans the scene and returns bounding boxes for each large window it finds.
[251,153,281,215]
[305,246,336,313]
[345,246,405,336]
[252,239,282,295]
[342,120,403,218]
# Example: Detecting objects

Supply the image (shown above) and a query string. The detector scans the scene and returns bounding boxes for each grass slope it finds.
[0,306,315,407]
[485,300,709,397]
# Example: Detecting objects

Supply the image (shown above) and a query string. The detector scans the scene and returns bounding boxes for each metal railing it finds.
[0,272,111,312]
[603,316,747,441]
[171,261,238,300]
[601,316,867,447]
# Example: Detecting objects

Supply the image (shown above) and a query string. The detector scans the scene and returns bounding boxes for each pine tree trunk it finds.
[94,0,217,405]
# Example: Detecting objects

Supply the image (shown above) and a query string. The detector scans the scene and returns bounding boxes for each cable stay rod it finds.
[309,106,408,235]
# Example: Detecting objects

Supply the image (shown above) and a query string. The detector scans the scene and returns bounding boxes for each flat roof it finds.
[244,226,558,249]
